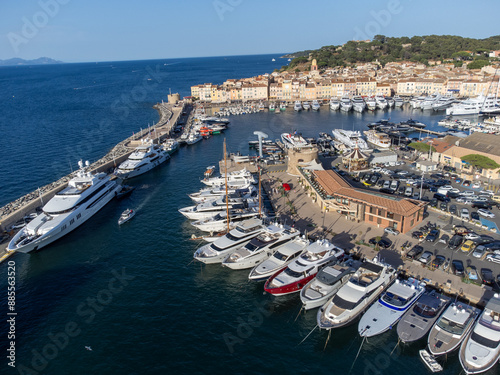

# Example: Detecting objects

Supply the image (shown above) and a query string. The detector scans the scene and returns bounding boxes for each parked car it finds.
[430,198,438,208]
[449,204,457,215]
[477,209,495,218]
[431,255,447,270]
[406,245,424,260]
[465,232,481,241]
[463,180,471,187]
[379,188,394,194]
[448,234,464,249]
[433,193,450,202]
[460,208,470,220]
[412,231,424,240]
[472,202,493,210]
[425,229,440,242]
[405,187,413,197]
[451,259,465,276]
[439,202,448,211]
[472,245,487,259]
[390,180,399,190]
[438,234,450,244]
[486,254,500,264]
[378,238,392,248]
[476,235,495,245]
[484,242,500,251]
[480,268,495,286]
[384,227,400,236]
[382,180,391,189]
[461,240,475,252]
[470,212,480,222]
[418,251,433,264]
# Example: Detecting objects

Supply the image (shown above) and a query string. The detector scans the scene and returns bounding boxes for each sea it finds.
[0,55,489,375]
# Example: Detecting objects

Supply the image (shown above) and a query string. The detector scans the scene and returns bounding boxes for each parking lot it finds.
[343,161,500,289]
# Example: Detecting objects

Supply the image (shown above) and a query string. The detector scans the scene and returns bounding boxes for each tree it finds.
[461,154,500,170]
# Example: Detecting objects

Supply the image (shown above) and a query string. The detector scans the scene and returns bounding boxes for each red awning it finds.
[282,183,291,191]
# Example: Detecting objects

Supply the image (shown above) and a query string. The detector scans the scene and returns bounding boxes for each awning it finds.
[282,183,291,191]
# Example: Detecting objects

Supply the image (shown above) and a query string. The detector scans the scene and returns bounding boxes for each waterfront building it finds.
[331,79,345,98]
[397,78,416,95]
[356,77,377,96]
[376,82,392,97]
[298,168,425,233]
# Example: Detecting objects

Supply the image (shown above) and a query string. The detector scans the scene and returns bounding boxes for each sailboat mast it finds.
[258,165,262,217]
[224,139,230,232]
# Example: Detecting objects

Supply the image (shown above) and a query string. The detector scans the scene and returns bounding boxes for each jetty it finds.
[0,100,188,262]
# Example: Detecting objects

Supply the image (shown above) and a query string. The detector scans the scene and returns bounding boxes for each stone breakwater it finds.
[0,102,175,229]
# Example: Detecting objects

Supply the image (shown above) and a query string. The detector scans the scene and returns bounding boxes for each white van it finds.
[437,188,449,196]
[405,187,413,197]
[383,180,391,189]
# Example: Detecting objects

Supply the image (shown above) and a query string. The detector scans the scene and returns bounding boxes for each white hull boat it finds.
[118,208,135,225]
[294,101,302,111]
[191,208,260,233]
[115,140,170,179]
[332,129,369,150]
[311,100,320,111]
[330,98,340,111]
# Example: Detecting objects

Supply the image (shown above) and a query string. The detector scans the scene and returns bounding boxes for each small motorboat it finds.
[204,165,216,178]
[116,185,135,199]
[118,209,135,225]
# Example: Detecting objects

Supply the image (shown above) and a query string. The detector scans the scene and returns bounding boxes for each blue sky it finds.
[1,0,499,62]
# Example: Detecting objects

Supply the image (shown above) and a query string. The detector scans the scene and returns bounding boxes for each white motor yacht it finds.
[202,168,257,187]
[365,96,377,111]
[410,95,426,109]
[193,218,265,264]
[340,95,352,112]
[386,97,395,108]
[178,196,256,221]
[311,100,321,111]
[115,140,170,179]
[421,93,441,110]
[394,96,404,107]
[294,101,302,111]
[269,102,276,112]
[303,101,311,110]
[190,207,260,233]
[330,97,340,111]
[397,290,451,343]
[189,185,256,204]
[281,133,310,149]
[163,138,179,155]
[428,302,481,357]
[358,277,426,338]
[352,96,366,113]
[332,129,369,150]
[8,161,122,253]
[222,223,300,270]
[248,236,309,281]
[118,208,135,225]
[375,94,388,109]
[363,130,391,149]
[186,131,203,145]
[317,258,396,330]
[459,295,500,374]
[432,96,455,111]
[446,95,499,116]
[300,259,360,311]
[279,101,287,111]
[264,239,345,296]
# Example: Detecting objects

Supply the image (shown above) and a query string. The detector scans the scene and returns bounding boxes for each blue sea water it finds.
[0,55,490,375]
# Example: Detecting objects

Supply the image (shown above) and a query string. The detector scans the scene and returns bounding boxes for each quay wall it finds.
[0,101,184,234]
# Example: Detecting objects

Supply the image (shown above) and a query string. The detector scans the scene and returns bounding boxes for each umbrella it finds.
[282,183,291,191]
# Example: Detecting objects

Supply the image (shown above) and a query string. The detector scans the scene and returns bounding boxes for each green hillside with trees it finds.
[286,35,500,70]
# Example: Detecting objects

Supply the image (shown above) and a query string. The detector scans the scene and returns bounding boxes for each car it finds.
[429,186,438,192]
[486,254,500,264]
[412,231,424,240]
[470,212,480,222]
[467,266,479,280]
[451,259,465,276]
[461,240,475,252]
[438,234,450,244]
[480,268,495,286]
[379,188,394,194]
[461,190,476,197]
[471,202,492,210]
[418,251,433,264]
[376,179,385,188]
[378,238,392,248]
[433,193,450,202]
[463,180,471,187]
[430,255,447,270]
[439,202,448,211]
[476,235,495,245]
[406,245,424,260]
[447,191,460,199]
[477,208,495,218]
[430,198,438,208]
[431,173,444,179]
[371,167,382,172]
[382,180,391,189]
[449,204,457,215]
[368,237,378,245]
[413,192,421,200]
[384,227,400,236]
[472,182,481,189]
[465,232,481,241]
[390,180,399,190]
[405,187,413,197]
[426,229,440,242]
[398,185,406,195]
[484,241,500,251]
[472,245,487,259]
[460,208,470,220]
[474,197,489,202]
[420,196,430,202]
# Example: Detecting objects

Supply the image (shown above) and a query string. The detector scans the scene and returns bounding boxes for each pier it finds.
[0,100,188,261]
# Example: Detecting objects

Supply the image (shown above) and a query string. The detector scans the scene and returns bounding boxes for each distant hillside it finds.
[280,51,312,59]
[285,35,500,70]
[0,57,63,66]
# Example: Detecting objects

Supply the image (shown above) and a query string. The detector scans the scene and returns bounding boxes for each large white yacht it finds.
[190,207,260,233]
[281,133,310,149]
[300,259,360,311]
[193,218,265,264]
[393,96,404,107]
[446,95,499,116]
[222,223,300,270]
[365,96,377,111]
[410,95,426,109]
[332,129,369,150]
[375,93,388,109]
[363,130,391,149]
[248,236,309,281]
[432,95,455,111]
[202,168,256,187]
[189,185,256,204]
[294,101,302,112]
[358,277,426,338]
[311,100,321,111]
[420,93,441,110]
[352,96,366,112]
[340,95,352,112]
[8,161,121,253]
[115,140,170,179]
[317,258,396,330]
[302,101,311,110]
[178,196,256,221]
[428,302,481,357]
[329,97,340,111]
[459,295,500,374]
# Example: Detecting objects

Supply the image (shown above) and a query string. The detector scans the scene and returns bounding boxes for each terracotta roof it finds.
[312,170,424,216]
[427,139,454,154]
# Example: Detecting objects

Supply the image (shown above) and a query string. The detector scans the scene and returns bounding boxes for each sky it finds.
[1,0,499,62]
